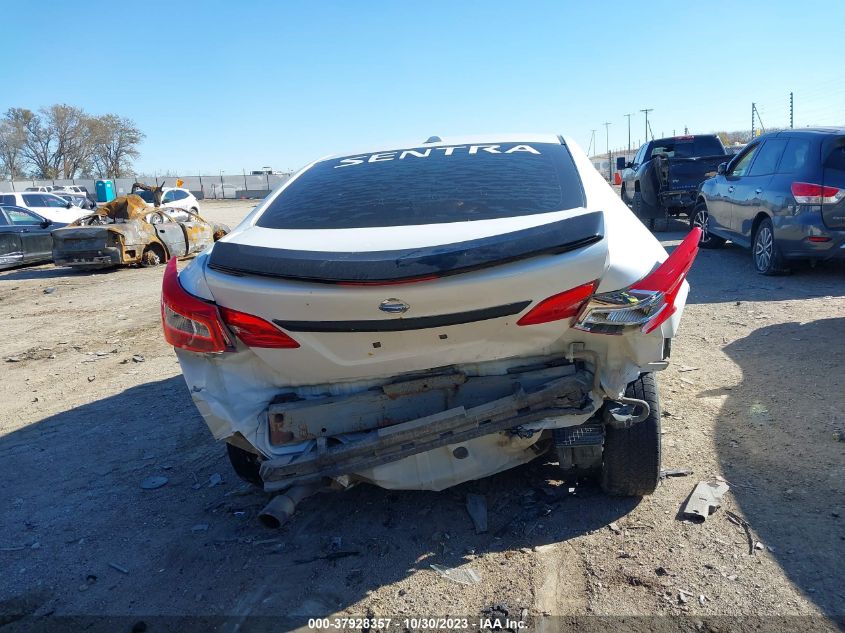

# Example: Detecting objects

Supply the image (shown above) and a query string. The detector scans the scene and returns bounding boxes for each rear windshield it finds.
[650,136,725,159]
[256,142,585,229]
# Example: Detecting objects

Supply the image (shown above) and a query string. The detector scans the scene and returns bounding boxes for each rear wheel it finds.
[140,243,166,267]
[691,202,725,248]
[752,218,787,275]
[601,373,661,497]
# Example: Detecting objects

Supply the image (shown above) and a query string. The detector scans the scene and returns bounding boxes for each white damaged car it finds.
[161,134,701,522]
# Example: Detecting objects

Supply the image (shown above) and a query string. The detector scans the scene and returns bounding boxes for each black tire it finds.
[620,184,629,206]
[633,190,644,218]
[226,442,263,486]
[601,373,661,497]
[690,202,726,249]
[752,217,787,275]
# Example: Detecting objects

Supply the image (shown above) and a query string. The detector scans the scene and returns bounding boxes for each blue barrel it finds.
[95,179,116,203]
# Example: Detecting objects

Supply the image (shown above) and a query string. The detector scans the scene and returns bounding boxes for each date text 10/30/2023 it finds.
[307,617,527,630]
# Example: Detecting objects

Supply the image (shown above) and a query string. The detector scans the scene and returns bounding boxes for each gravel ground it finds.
[0,199,843,631]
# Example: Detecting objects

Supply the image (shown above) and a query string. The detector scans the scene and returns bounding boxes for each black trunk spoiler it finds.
[208,211,604,284]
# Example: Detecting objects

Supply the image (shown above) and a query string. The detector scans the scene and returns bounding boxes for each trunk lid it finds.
[203,210,608,385]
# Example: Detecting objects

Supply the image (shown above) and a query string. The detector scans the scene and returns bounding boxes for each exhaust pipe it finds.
[258,483,321,529]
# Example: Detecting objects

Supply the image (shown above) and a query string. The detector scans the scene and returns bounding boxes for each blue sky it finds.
[2,0,843,174]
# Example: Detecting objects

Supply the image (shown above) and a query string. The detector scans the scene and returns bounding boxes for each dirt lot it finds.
[1,199,843,631]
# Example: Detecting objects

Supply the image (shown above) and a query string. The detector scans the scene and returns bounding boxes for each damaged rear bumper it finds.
[259,362,596,491]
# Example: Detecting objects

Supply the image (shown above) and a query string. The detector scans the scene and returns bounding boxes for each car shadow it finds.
[711,317,845,616]
[0,264,109,282]
[0,376,638,625]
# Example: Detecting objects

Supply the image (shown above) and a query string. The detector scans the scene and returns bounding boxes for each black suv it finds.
[693,128,845,274]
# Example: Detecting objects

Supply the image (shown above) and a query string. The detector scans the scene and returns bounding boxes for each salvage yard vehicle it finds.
[0,191,88,224]
[618,135,728,229]
[133,184,202,215]
[694,127,845,274]
[52,194,229,269]
[161,134,701,522]
[0,205,63,270]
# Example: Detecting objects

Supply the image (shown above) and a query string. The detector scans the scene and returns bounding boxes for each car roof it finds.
[316,133,565,163]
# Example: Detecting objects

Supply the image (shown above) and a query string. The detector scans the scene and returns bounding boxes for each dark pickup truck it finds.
[618,135,728,228]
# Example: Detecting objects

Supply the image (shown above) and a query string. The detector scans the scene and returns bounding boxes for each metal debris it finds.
[140,475,169,490]
[43,287,56,294]
[681,481,729,522]
[725,510,755,555]
[430,564,481,585]
[660,468,693,480]
[465,493,488,534]
[132,354,145,363]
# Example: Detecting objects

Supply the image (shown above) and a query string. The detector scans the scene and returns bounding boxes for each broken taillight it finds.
[575,227,701,335]
[162,259,299,352]
[518,229,701,334]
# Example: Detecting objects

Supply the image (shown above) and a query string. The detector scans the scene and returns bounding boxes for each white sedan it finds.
[161,134,701,521]
[0,191,88,224]
[134,187,201,215]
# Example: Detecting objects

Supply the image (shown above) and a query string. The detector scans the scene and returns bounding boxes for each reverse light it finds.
[161,258,231,353]
[791,182,844,205]
[574,227,702,335]
[517,281,597,326]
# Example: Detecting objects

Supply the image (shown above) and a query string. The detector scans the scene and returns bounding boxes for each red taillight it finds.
[219,307,299,348]
[807,236,831,243]
[161,258,231,353]
[633,227,701,334]
[517,281,597,326]
[160,259,300,352]
[791,182,843,204]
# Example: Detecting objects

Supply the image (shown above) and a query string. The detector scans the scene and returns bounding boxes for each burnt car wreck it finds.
[52,194,228,269]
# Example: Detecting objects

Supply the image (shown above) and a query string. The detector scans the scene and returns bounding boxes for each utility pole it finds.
[624,113,633,152]
[751,102,755,138]
[587,129,596,156]
[603,122,612,181]
[640,108,653,143]
[790,91,794,128]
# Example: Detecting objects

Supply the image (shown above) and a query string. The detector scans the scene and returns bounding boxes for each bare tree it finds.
[0,108,32,180]
[91,114,144,178]
[20,108,58,178]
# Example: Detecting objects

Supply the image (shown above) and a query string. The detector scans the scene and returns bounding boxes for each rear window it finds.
[650,136,725,159]
[256,142,585,229]
[825,142,845,173]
